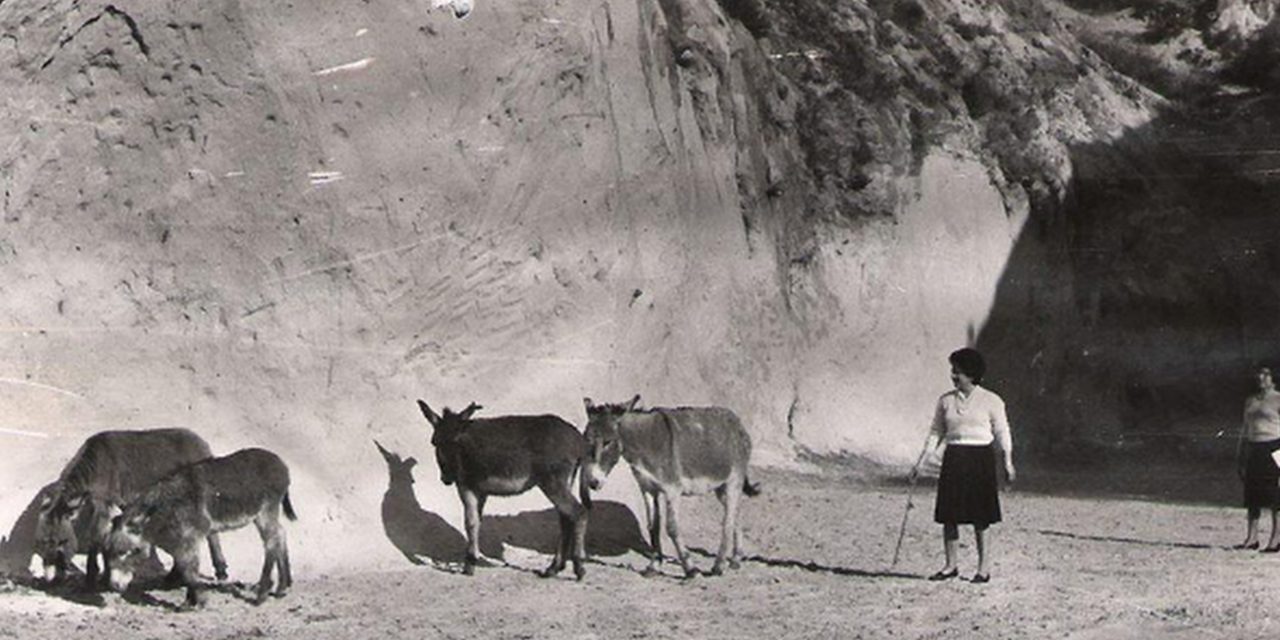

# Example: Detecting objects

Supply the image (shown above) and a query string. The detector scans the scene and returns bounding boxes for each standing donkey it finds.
[583,396,760,578]
[416,400,590,580]
[105,448,296,609]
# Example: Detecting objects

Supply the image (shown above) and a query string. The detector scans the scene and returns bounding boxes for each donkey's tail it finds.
[282,492,298,521]
[743,477,762,497]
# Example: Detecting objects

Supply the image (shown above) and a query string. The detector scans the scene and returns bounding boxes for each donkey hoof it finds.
[708,564,724,577]
[729,559,742,570]
[683,568,701,580]
[640,566,660,578]
[574,566,587,582]
[462,564,475,577]
[538,565,563,579]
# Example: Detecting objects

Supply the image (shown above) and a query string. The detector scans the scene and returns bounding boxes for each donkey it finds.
[105,448,296,609]
[583,396,760,578]
[34,428,227,589]
[416,399,590,580]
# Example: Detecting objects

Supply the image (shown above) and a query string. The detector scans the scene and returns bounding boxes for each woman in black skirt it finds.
[1236,366,1280,551]
[913,348,1015,583]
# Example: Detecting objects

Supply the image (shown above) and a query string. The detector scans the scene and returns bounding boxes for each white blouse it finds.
[927,385,1013,452]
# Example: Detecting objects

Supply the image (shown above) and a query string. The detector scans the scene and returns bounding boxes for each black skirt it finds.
[1243,439,1280,510]
[934,444,1002,527]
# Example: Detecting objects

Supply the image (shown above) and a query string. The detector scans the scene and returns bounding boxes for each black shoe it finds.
[928,568,959,581]
[1261,545,1280,554]
[972,573,991,584]
[1234,541,1261,550]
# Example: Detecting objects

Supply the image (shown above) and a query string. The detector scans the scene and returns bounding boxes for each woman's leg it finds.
[1266,508,1280,549]
[975,524,989,576]
[1243,507,1261,547]
[942,524,959,571]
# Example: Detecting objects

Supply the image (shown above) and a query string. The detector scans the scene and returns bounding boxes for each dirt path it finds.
[0,468,1274,639]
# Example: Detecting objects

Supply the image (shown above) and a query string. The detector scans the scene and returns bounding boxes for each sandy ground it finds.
[0,466,1274,639]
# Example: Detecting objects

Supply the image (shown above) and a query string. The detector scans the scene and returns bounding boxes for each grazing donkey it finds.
[583,396,760,578]
[34,428,227,589]
[106,448,296,609]
[417,399,590,580]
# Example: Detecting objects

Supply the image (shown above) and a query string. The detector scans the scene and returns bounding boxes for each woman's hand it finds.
[1004,457,1017,483]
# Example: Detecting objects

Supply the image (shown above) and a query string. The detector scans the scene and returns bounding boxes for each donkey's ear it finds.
[405,456,418,468]
[105,502,123,521]
[583,397,595,412]
[373,439,397,463]
[627,394,641,411]
[460,402,483,420]
[417,400,441,427]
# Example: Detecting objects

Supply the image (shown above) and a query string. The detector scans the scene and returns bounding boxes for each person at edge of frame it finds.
[1235,365,1280,552]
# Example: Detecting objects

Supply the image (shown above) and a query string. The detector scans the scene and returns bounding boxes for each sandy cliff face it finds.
[0,0,1157,572]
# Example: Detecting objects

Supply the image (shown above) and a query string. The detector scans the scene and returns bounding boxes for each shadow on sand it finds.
[687,546,924,581]
[1033,529,1221,550]
[375,441,648,571]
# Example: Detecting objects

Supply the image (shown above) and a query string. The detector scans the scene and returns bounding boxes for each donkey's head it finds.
[33,489,102,581]
[105,502,157,593]
[417,399,482,486]
[582,395,640,491]
[374,439,418,486]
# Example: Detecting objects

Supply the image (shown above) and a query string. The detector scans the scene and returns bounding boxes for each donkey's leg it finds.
[475,494,488,560]
[711,482,742,576]
[549,512,570,576]
[253,509,284,604]
[173,544,206,610]
[539,475,587,580]
[567,473,588,581]
[274,526,292,597]
[459,487,482,576]
[642,491,663,577]
[83,545,100,591]
[557,469,589,580]
[207,532,229,582]
[663,493,697,578]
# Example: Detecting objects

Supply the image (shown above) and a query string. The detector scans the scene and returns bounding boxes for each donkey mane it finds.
[57,440,103,495]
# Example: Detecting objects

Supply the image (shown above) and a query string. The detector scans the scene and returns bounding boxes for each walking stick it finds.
[891,446,931,568]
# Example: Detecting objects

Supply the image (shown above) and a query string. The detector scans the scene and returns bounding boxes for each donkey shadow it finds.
[0,484,107,607]
[478,502,649,561]
[375,441,647,569]
[0,482,57,577]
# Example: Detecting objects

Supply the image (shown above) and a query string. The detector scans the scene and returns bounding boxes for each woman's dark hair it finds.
[949,348,986,383]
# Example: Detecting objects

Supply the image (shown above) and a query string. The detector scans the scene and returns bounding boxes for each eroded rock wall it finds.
[0,0,1156,572]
